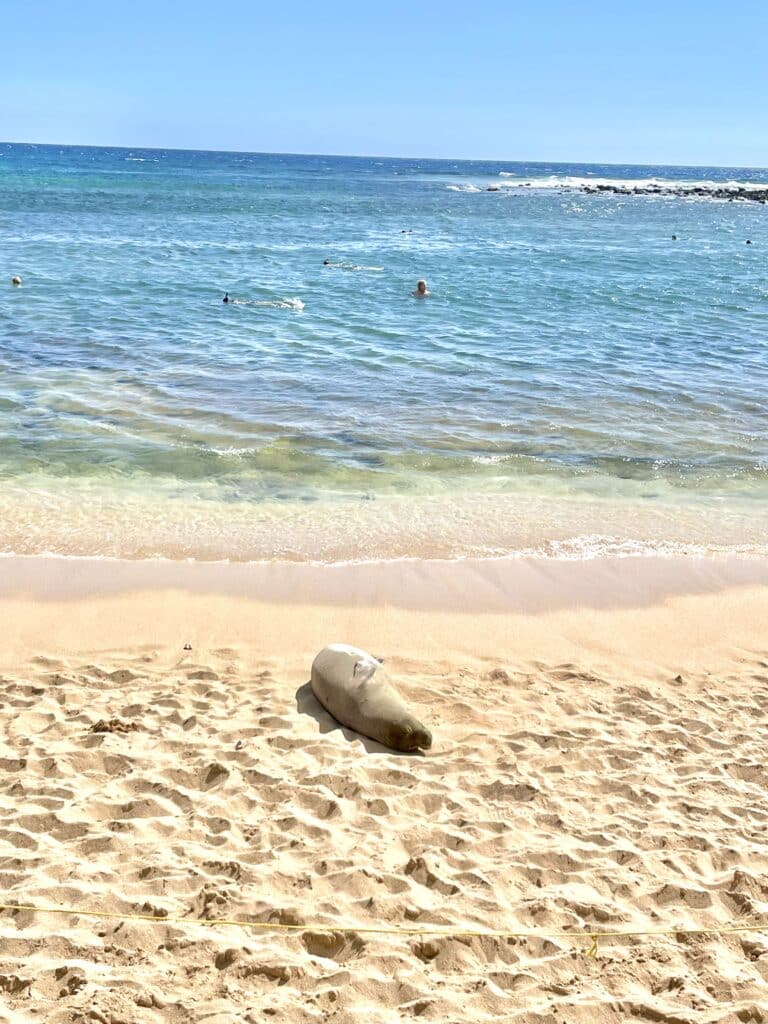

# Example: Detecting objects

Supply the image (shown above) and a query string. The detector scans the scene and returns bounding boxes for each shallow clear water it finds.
[1,143,766,560]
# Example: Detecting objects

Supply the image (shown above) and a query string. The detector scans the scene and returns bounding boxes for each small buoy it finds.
[11,275,22,286]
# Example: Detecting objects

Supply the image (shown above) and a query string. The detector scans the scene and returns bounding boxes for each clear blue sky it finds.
[2,0,767,166]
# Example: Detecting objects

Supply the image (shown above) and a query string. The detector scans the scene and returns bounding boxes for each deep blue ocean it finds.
[1,143,766,561]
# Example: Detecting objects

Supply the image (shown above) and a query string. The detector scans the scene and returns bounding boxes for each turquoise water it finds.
[1,143,767,560]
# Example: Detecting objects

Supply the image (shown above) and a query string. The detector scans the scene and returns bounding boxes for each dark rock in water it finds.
[486,186,500,192]
[580,182,768,204]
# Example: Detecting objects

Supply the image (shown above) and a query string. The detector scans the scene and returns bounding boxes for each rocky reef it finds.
[486,181,768,202]
[583,182,768,202]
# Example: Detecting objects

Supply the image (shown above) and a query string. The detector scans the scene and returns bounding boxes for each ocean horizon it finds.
[1,142,766,562]
[8,140,768,168]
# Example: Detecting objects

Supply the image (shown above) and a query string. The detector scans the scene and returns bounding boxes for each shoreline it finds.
[2,487,766,565]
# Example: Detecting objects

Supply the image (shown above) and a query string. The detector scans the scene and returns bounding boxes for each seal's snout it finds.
[416,727,433,751]
[396,718,432,752]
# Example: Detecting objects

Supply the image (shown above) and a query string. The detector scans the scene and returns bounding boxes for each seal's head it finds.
[387,715,432,753]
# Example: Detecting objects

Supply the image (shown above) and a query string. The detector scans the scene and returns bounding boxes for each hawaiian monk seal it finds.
[310,644,432,752]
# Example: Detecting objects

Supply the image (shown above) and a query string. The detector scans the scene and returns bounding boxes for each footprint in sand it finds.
[302,930,366,962]
[404,856,460,896]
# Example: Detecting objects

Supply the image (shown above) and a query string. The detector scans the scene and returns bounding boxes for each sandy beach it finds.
[0,555,767,1022]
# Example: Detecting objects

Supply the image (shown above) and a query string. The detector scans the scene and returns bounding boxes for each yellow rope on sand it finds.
[2,902,767,956]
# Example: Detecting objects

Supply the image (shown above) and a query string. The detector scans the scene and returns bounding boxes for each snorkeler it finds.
[324,259,382,271]
[412,279,430,298]
[223,292,230,303]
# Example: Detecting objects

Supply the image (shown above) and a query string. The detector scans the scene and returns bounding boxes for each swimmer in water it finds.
[412,279,430,298]
[223,292,230,303]
[11,275,22,286]
[223,296,304,310]
[324,259,382,272]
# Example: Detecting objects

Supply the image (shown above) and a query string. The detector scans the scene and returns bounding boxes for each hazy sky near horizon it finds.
[2,0,767,166]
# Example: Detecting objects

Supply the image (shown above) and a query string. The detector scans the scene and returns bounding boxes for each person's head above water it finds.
[11,275,22,286]
[323,259,330,265]
[413,279,429,297]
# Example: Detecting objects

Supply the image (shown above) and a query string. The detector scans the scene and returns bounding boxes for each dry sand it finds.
[1,554,768,1023]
